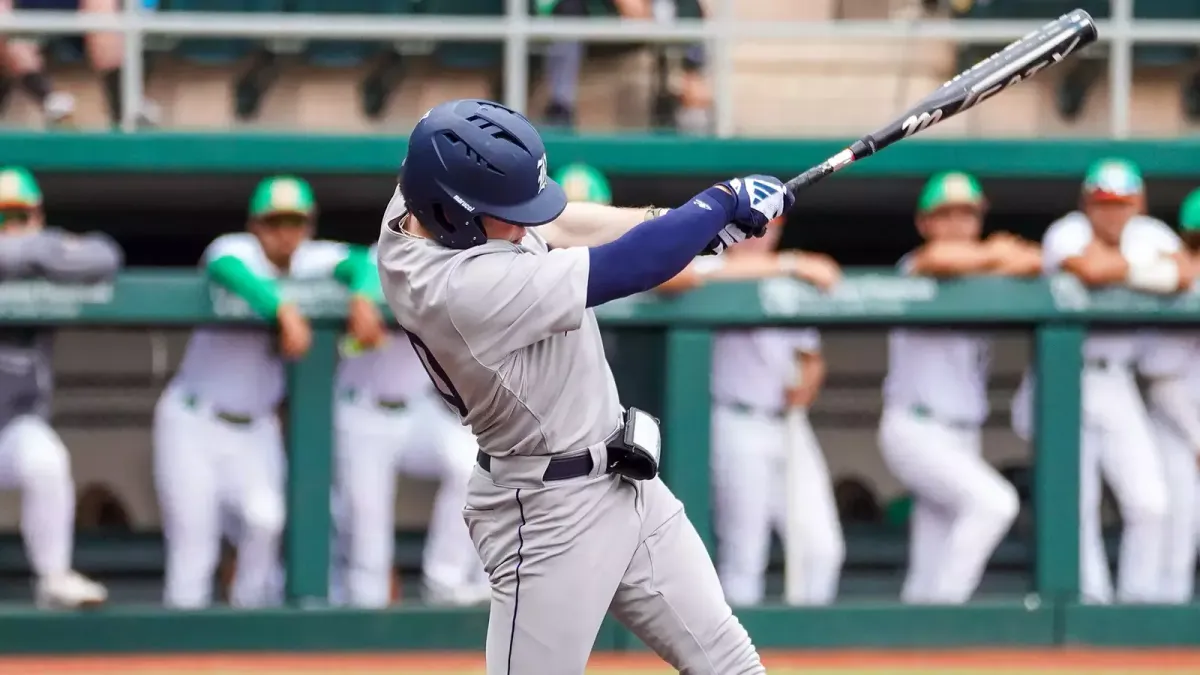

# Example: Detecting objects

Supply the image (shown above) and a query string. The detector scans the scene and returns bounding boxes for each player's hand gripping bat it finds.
[784,9,1098,195]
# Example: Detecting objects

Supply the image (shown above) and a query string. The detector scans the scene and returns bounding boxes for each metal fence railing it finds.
[0,0,1174,137]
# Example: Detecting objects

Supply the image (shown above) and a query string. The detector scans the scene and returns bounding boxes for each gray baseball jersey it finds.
[377,187,763,675]
[376,188,623,458]
[0,228,122,426]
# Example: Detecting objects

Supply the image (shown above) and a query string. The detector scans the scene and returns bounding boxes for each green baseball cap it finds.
[0,167,42,210]
[1179,188,1200,232]
[554,163,612,205]
[917,171,984,213]
[249,175,315,218]
[1082,158,1143,201]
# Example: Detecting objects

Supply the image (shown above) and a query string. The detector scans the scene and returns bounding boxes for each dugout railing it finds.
[0,270,1197,652]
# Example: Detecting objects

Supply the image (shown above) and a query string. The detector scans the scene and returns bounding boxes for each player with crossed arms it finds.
[1132,187,1200,603]
[379,99,787,674]
[155,176,381,608]
[879,172,1038,604]
[0,166,119,607]
[1013,159,1182,604]
[659,217,844,606]
[329,243,489,607]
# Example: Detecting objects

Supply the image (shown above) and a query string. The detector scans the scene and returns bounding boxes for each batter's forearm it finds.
[207,254,283,319]
[586,188,735,307]
[535,202,656,248]
[35,232,124,283]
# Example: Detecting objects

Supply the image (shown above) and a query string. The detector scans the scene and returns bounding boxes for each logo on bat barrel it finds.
[901,109,944,138]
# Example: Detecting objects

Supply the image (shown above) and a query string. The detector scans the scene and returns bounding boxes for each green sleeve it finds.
[207,254,282,319]
[334,245,383,302]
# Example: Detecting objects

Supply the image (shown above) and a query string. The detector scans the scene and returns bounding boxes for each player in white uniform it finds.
[879,172,1037,604]
[329,244,489,608]
[660,218,844,606]
[1015,159,1185,604]
[1134,187,1200,603]
[155,176,382,608]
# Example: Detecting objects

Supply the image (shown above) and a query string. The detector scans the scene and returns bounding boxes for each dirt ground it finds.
[4,649,1200,674]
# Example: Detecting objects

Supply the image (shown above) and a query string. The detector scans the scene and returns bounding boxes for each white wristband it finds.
[1126,258,1180,294]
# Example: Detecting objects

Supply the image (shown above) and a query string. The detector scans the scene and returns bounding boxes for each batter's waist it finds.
[477,428,624,483]
[477,450,596,482]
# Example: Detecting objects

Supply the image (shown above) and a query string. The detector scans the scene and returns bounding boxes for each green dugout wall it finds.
[0,270,1198,652]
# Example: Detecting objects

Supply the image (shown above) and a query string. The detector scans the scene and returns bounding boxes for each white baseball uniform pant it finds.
[1078,367,1167,604]
[711,403,844,606]
[0,415,76,580]
[153,386,286,609]
[332,390,483,608]
[878,406,1018,604]
[1148,412,1197,603]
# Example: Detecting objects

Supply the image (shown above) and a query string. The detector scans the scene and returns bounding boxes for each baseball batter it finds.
[660,219,844,606]
[329,243,489,608]
[1015,159,1181,604]
[155,175,381,608]
[379,99,788,674]
[0,166,119,608]
[878,172,1035,604]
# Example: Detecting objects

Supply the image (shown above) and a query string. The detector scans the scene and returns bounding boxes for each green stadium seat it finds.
[166,0,283,65]
[296,0,414,68]
[422,0,503,71]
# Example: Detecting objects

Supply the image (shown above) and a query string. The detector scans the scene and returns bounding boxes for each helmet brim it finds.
[480,179,568,227]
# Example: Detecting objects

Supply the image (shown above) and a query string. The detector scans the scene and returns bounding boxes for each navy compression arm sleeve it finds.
[585,187,736,307]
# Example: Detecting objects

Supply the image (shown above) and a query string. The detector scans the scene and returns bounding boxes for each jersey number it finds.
[404,330,469,418]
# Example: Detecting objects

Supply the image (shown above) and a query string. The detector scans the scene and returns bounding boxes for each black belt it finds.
[1085,358,1124,371]
[340,389,408,411]
[183,393,256,427]
[718,400,785,420]
[477,451,595,482]
[909,404,976,431]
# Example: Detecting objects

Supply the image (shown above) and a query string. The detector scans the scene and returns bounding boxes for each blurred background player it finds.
[659,217,845,606]
[0,0,159,128]
[1017,158,1185,604]
[878,172,1035,605]
[0,165,121,607]
[535,0,711,133]
[329,243,489,608]
[1135,187,1200,603]
[154,175,378,608]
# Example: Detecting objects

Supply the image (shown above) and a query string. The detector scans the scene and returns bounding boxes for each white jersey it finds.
[711,327,820,413]
[1042,212,1182,365]
[172,232,349,415]
[1138,330,1200,397]
[377,188,623,458]
[883,253,990,425]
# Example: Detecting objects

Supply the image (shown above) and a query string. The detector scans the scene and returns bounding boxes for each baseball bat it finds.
[784,9,1098,195]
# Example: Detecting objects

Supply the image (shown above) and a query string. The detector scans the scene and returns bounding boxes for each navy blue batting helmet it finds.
[400,99,567,249]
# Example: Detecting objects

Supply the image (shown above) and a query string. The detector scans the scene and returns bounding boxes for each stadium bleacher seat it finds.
[422,0,503,72]
[167,0,282,65]
[297,0,414,69]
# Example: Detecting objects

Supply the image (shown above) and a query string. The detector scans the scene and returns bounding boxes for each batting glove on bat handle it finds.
[718,174,794,234]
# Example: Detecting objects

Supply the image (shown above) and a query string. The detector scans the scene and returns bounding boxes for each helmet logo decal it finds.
[537,155,548,194]
[453,194,475,212]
